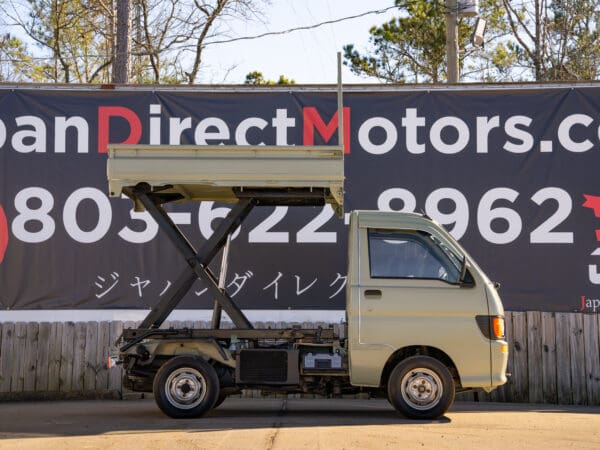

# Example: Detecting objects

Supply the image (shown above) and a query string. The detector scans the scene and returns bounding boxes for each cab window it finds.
[368,229,460,283]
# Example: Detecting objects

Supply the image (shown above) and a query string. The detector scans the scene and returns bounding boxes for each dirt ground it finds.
[0,398,599,449]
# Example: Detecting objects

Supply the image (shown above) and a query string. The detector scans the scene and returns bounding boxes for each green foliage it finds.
[0,0,266,84]
[342,0,508,83]
[545,0,600,80]
[344,0,451,83]
[244,70,295,85]
[23,0,112,83]
[345,0,600,83]
[0,34,33,81]
[275,74,295,85]
[497,0,600,80]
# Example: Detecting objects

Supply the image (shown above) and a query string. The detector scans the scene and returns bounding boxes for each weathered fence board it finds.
[511,312,528,403]
[541,312,557,404]
[583,314,600,405]
[23,323,39,392]
[71,322,87,391]
[47,322,62,392]
[59,322,75,392]
[108,321,123,392]
[95,321,110,391]
[569,314,587,405]
[0,312,598,405]
[11,323,27,392]
[84,322,98,391]
[0,323,13,392]
[0,324,3,390]
[555,313,573,404]
[35,323,51,392]
[527,311,543,403]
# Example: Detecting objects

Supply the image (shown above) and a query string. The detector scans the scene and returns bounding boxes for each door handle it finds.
[364,289,382,299]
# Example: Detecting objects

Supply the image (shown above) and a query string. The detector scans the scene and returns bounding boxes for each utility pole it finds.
[445,0,459,83]
[113,0,132,84]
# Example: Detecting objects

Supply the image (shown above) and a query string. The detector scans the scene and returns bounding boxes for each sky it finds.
[198,0,399,84]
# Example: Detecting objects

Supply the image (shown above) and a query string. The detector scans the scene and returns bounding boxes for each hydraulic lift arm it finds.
[129,183,255,330]
[124,184,336,331]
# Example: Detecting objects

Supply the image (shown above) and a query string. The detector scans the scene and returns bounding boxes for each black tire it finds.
[213,392,227,408]
[386,389,393,405]
[153,356,220,419]
[387,355,455,420]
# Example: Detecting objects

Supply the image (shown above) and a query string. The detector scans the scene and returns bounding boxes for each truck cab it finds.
[346,210,508,417]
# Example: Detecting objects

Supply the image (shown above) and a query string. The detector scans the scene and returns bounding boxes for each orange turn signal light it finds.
[500,343,509,354]
[492,317,505,339]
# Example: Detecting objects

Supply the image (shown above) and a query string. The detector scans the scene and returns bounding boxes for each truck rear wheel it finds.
[387,355,454,420]
[153,356,219,418]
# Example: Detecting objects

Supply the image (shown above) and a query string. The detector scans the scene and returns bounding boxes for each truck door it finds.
[350,226,491,387]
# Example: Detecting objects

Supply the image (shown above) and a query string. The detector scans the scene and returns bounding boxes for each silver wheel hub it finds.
[165,367,207,410]
[400,368,443,410]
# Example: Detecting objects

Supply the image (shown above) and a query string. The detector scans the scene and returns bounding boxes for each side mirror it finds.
[460,256,468,282]
[459,256,475,287]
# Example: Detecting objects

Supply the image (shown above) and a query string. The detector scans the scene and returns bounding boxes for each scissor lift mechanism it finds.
[118,183,340,351]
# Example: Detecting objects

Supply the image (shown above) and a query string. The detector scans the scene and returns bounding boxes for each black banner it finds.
[1,85,600,313]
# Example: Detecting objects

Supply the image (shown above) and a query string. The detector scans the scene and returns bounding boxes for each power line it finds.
[204,1,486,48]
[0,1,486,64]
[0,4,402,62]
[202,5,400,46]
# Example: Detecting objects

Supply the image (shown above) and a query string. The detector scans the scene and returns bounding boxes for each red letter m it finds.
[303,107,350,154]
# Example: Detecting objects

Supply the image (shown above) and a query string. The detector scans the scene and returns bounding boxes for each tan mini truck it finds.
[107,143,508,420]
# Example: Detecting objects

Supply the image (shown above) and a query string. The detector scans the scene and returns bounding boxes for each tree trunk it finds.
[113,0,132,84]
[534,0,542,80]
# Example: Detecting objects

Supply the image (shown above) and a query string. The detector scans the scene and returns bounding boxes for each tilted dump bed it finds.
[107,145,344,216]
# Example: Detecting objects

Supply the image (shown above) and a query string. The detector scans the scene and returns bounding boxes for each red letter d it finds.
[98,106,142,153]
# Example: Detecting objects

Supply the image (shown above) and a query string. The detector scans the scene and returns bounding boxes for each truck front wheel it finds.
[153,356,220,418]
[387,355,454,420]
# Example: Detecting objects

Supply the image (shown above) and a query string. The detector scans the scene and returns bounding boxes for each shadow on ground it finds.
[0,398,598,439]
[0,398,446,438]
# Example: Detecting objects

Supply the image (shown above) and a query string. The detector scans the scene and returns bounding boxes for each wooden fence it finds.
[0,312,599,405]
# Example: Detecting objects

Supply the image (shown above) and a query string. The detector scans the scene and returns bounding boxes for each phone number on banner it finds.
[6,186,574,245]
